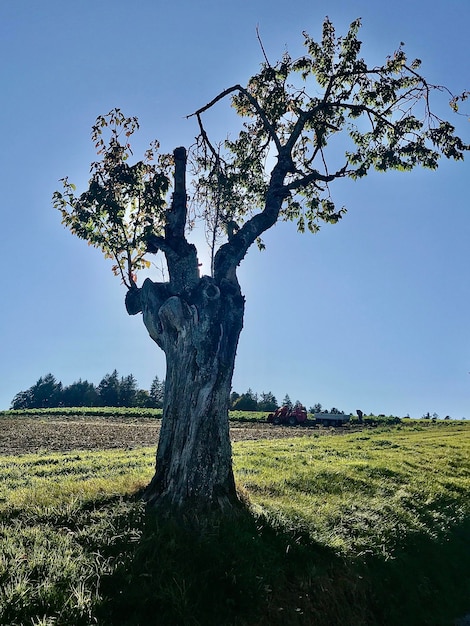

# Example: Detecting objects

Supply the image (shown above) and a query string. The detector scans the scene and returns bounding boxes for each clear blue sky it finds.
[1,0,469,417]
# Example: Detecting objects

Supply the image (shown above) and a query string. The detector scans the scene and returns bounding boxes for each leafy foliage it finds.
[231,388,259,411]
[192,17,469,243]
[10,374,63,410]
[53,109,172,288]
[230,389,278,412]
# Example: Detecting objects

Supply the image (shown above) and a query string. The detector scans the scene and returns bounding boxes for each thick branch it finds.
[146,233,174,256]
[285,91,402,158]
[213,155,291,282]
[330,101,398,129]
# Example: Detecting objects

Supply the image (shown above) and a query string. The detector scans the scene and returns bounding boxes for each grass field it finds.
[0,419,468,625]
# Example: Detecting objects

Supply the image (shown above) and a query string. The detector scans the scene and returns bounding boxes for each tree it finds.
[62,379,99,407]
[282,394,293,409]
[54,19,468,513]
[11,388,34,410]
[258,391,278,412]
[232,389,258,411]
[11,374,63,409]
[119,373,138,407]
[149,375,165,408]
[229,391,240,408]
[310,403,323,414]
[97,370,120,407]
[134,388,154,408]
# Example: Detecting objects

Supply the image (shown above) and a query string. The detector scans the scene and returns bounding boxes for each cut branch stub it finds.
[166,147,187,241]
[151,146,200,294]
[125,287,142,315]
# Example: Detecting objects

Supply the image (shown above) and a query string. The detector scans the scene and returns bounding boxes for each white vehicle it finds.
[314,412,351,427]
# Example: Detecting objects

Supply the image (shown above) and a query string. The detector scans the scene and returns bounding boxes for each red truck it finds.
[267,404,308,426]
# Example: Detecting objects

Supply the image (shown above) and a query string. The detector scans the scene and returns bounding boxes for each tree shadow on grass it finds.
[93,496,470,626]
[94,497,359,626]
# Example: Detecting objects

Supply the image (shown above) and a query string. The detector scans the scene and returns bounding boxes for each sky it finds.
[1,0,469,417]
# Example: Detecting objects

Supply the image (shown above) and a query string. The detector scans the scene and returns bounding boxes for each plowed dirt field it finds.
[0,415,355,455]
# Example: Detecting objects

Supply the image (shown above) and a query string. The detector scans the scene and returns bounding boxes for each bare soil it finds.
[0,415,356,455]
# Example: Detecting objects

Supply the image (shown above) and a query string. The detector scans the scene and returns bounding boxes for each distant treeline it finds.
[10,371,165,410]
[230,390,345,415]
[11,373,348,414]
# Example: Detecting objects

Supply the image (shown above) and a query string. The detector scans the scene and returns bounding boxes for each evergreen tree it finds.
[119,374,138,407]
[258,391,278,412]
[11,374,63,409]
[150,375,165,408]
[33,374,62,408]
[97,370,120,407]
[62,379,99,407]
[282,394,293,409]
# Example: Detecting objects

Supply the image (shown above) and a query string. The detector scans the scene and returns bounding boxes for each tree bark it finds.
[136,275,244,511]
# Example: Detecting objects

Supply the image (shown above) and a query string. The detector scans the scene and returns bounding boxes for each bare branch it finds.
[165,147,188,241]
[188,85,242,119]
[256,25,272,68]
[194,112,223,164]
[189,84,282,152]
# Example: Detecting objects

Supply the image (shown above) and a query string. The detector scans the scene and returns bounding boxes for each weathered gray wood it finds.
[139,275,244,510]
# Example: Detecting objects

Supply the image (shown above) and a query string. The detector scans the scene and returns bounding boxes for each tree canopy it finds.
[53,18,468,288]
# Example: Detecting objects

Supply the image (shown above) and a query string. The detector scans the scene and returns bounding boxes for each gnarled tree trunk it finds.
[125,147,246,511]
[138,275,243,510]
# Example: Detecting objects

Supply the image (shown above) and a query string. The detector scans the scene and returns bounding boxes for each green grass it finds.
[234,421,470,556]
[0,406,164,419]
[0,407,269,422]
[0,421,469,625]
